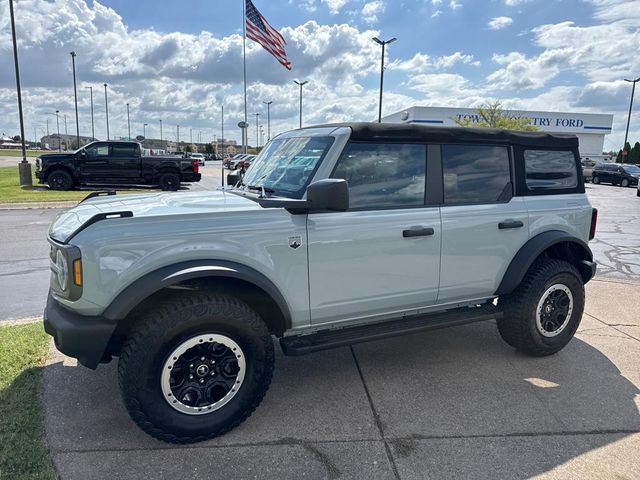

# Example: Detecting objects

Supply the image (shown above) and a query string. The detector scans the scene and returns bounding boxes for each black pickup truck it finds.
[35,141,201,191]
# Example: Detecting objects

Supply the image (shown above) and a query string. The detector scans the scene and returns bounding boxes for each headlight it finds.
[55,250,69,291]
[49,241,82,300]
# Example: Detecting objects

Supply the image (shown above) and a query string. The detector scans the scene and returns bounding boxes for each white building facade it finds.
[382,106,614,161]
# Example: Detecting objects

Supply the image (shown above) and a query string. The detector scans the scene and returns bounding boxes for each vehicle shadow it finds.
[42,321,639,478]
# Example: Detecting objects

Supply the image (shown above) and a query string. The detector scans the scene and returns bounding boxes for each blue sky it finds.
[0,0,638,150]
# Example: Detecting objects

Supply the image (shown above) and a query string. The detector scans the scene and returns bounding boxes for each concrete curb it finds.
[0,201,76,210]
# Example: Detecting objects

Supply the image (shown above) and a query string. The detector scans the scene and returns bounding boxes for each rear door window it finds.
[441,145,511,204]
[524,150,578,190]
[111,144,139,157]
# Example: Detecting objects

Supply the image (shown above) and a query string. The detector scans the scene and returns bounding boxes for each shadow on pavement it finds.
[43,321,640,479]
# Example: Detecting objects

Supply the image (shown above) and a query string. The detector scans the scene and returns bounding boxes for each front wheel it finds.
[591,176,600,184]
[118,292,275,443]
[497,260,585,356]
[47,169,74,190]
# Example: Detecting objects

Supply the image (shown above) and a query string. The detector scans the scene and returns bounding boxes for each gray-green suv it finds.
[44,123,598,443]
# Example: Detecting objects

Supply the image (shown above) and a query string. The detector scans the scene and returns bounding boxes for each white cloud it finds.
[321,0,349,14]
[488,16,513,30]
[486,50,569,90]
[449,0,462,9]
[389,51,479,72]
[504,0,528,5]
[431,9,442,17]
[361,1,385,24]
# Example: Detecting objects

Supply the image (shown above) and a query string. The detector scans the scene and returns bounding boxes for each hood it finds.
[40,152,76,161]
[49,189,262,243]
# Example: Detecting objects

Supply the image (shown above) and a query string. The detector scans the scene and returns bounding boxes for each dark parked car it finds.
[35,141,201,191]
[591,163,640,187]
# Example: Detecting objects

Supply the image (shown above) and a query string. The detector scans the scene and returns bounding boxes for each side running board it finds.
[280,304,502,356]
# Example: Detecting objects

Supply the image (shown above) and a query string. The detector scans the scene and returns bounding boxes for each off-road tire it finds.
[497,259,584,357]
[118,292,275,444]
[158,172,180,191]
[47,169,74,190]
[591,176,600,184]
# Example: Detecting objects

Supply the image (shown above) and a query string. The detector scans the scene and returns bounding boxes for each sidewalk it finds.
[43,278,640,479]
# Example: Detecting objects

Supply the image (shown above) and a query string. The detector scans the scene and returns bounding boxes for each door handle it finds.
[498,220,524,230]
[402,227,435,238]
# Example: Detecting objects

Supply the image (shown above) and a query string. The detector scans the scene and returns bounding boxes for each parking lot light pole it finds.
[623,77,640,159]
[293,80,308,129]
[159,119,163,148]
[85,86,94,140]
[263,101,272,141]
[255,112,261,148]
[70,51,80,148]
[126,103,131,140]
[103,83,109,140]
[55,110,61,151]
[372,36,397,123]
[143,123,147,139]
[9,0,31,184]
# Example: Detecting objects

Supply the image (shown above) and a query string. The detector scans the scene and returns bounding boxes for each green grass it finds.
[0,149,43,158]
[0,166,87,203]
[0,322,57,480]
[0,166,150,203]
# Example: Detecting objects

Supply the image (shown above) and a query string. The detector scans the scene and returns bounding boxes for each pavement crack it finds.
[350,345,401,480]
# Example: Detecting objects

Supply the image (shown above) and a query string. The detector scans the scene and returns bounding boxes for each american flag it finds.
[245,0,291,70]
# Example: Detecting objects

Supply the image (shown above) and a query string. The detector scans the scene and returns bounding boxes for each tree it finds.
[12,135,21,142]
[454,101,539,131]
[204,143,214,154]
[184,144,193,153]
[619,142,632,163]
[629,142,640,164]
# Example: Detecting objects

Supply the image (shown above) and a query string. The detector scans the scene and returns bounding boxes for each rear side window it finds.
[111,144,138,157]
[332,143,426,209]
[442,145,511,204]
[524,150,577,190]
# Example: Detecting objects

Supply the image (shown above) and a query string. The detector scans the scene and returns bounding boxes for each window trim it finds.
[329,140,431,212]
[439,143,514,207]
[514,146,585,196]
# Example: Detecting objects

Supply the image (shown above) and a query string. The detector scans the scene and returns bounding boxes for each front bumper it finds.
[43,292,117,369]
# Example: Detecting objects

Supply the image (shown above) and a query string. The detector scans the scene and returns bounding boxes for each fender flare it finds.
[102,260,292,330]
[495,230,593,296]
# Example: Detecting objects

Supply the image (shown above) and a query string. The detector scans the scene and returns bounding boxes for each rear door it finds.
[109,143,141,178]
[438,144,529,304]
[307,142,442,327]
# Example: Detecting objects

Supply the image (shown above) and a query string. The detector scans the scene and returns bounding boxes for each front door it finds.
[80,142,113,178]
[307,142,441,327]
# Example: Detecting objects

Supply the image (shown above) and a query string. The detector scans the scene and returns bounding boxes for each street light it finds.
[126,103,131,140]
[103,83,110,140]
[263,100,273,141]
[221,105,225,187]
[70,51,80,148]
[255,112,261,148]
[623,77,640,160]
[372,36,397,123]
[159,119,163,148]
[85,86,94,140]
[143,123,148,138]
[63,114,68,135]
[293,80,308,129]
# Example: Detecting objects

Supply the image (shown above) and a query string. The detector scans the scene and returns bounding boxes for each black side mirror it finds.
[306,179,349,211]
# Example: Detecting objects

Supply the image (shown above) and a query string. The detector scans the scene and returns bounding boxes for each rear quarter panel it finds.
[524,193,592,243]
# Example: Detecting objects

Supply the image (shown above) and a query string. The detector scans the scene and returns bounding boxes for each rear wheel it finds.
[621,178,630,187]
[497,260,584,356]
[118,292,275,443]
[591,176,600,184]
[159,172,180,191]
[47,169,73,190]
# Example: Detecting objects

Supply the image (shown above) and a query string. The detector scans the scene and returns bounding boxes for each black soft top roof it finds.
[312,122,578,148]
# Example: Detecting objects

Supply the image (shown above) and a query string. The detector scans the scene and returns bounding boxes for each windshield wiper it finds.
[246,185,275,195]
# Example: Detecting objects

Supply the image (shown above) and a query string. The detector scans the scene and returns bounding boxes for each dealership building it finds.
[382,106,614,161]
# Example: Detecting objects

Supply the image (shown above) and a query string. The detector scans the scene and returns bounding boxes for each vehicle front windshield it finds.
[622,165,640,174]
[240,136,335,198]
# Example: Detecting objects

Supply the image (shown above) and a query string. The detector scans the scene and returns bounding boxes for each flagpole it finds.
[242,0,248,154]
